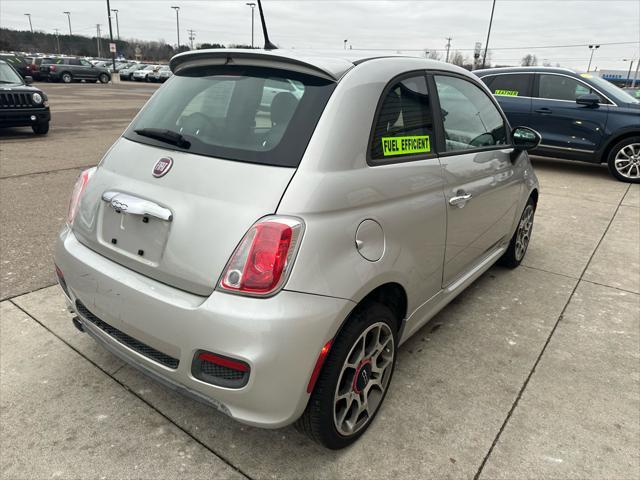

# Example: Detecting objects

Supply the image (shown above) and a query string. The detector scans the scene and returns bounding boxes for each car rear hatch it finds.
[72,54,337,297]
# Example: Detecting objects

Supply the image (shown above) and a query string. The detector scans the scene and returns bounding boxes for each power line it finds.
[352,41,638,53]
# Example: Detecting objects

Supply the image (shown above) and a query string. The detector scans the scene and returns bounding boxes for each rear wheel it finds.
[499,198,535,268]
[607,136,640,183]
[296,302,397,449]
[32,122,49,135]
[61,72,72,83]
[98,73,110,84]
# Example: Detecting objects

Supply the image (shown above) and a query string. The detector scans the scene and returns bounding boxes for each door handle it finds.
[449,193,473,208]
[102,191,173,221]
[535,108,552,114]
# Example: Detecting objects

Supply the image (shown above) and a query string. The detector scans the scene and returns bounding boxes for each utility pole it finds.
[344,39,348,50]
[587,44,600,72]
[24,13,33,33]
[96,24,102,57]
[482,0,496,69]
[246,3,256,48]
[171,6,181,50]
[624,59,634,88]
[111,9,120,40]
[445,37,452,62]
[54,28,61,54]
[63,11,72,35]
[105,0,117,72]
[188,29,196,50]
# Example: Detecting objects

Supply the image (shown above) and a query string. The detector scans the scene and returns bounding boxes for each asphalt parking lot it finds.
[1,82,639,479]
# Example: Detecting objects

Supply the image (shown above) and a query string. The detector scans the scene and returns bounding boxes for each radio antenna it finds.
[257,0,277,50]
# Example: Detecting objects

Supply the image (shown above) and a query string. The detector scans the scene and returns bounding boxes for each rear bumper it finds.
[0,108,50,127]
[55,227,354,428]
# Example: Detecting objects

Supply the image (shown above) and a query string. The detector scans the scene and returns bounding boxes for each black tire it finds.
[32,122,49,135]
[606,136,640,183]
[98,73,110,84]
[296,301,398,449]
[61,72,72,84]
[499,197,536,268]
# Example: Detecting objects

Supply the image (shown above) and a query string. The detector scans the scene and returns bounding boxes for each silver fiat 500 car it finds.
[55,49,540,449]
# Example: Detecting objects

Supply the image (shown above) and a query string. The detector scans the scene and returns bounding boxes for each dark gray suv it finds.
[40,58,111,84]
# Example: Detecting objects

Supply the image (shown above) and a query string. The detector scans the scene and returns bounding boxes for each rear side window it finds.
[434,75,508,152]
[485,74,532,97]
[538,74,604,102]
[370,75,434,161]
[68,58,81,66]
[125,66,335,168]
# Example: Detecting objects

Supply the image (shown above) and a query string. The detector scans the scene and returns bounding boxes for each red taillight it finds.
[307,339,333,393]
[219,217,304,297]
[67,167,96,226]
[49,64,56,72]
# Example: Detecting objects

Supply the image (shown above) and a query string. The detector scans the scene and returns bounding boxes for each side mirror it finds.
[24,76,33,85]
[512,126,541,151]
[576,93,600,107]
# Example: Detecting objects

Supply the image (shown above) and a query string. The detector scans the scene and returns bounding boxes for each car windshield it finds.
[0,61,23,84]
[124,65,335,167]
[580,73,640,104]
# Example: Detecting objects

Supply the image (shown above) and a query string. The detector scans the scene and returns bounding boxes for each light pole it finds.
[246,3,256,48]
[105,0,117,72]
[54,28,61,54]
[24,13,33,33]
[481,0,496,69]
[171,6,181,50]
[623,58,634,87]
[344,39,348,50]
[111,9,120,40]
[587,44,600,72]
[63,11,72,35]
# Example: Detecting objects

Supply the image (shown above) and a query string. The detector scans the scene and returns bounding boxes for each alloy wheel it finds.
[614,143,640,180]
[333,322,394,437]
[515,204,534,261]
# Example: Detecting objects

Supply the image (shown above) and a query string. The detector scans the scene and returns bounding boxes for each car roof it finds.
[473,66,578,76]
[170,48,463,81]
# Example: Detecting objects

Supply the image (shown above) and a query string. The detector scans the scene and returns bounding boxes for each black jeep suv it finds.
[0,60,51,134]
[40,57,111,84]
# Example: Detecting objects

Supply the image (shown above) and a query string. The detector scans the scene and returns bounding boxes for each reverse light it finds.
[218,216,304,297]
[66,167,96,226]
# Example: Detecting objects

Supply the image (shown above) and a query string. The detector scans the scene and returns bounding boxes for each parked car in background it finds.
[0,53,29,78]
[23,57,54,80]
[119,63,147,81]
[148,65,172,83]
[475,67,640,183]
[55,49,540,450]
[132,64,159,82]
[40,57,111,84]
[0,59,50,134]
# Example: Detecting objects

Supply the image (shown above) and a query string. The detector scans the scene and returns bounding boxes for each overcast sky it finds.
[1,0,639,71]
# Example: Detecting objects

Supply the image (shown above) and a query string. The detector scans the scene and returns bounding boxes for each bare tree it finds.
[449,50,466,67]
[521,54,538,66]
[425,50,442,61]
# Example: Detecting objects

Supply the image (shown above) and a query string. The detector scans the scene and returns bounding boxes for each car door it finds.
[482,73,534,128]
[79,59,97,79]
[529,73,610,155]
[432,74,522,286]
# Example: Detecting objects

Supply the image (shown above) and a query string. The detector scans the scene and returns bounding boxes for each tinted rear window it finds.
[125,66,335,167]
[484,74,532,97]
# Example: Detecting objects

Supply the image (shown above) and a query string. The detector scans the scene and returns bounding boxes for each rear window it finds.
[483,74,532,97]
[124,66,335,167]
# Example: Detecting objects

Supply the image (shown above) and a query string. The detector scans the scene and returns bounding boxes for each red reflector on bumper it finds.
[198,352,249,373]
[306,339,333,394]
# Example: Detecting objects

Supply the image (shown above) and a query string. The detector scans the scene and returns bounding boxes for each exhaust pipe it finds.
[72,316,85,333]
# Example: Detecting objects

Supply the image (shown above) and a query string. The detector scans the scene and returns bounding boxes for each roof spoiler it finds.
[169,50,339,81]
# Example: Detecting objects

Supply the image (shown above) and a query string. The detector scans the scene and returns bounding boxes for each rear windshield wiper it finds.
[134,128,191,149]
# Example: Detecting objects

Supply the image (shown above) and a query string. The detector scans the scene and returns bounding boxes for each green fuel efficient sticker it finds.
[381,135,431,157]
[495,89,519,96]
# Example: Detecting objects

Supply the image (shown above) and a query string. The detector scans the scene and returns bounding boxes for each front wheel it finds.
[98,73,110,84]
[499,198,535,268]
[32,122,49,135]
[296,302,398,449]
[607,136,640,183]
